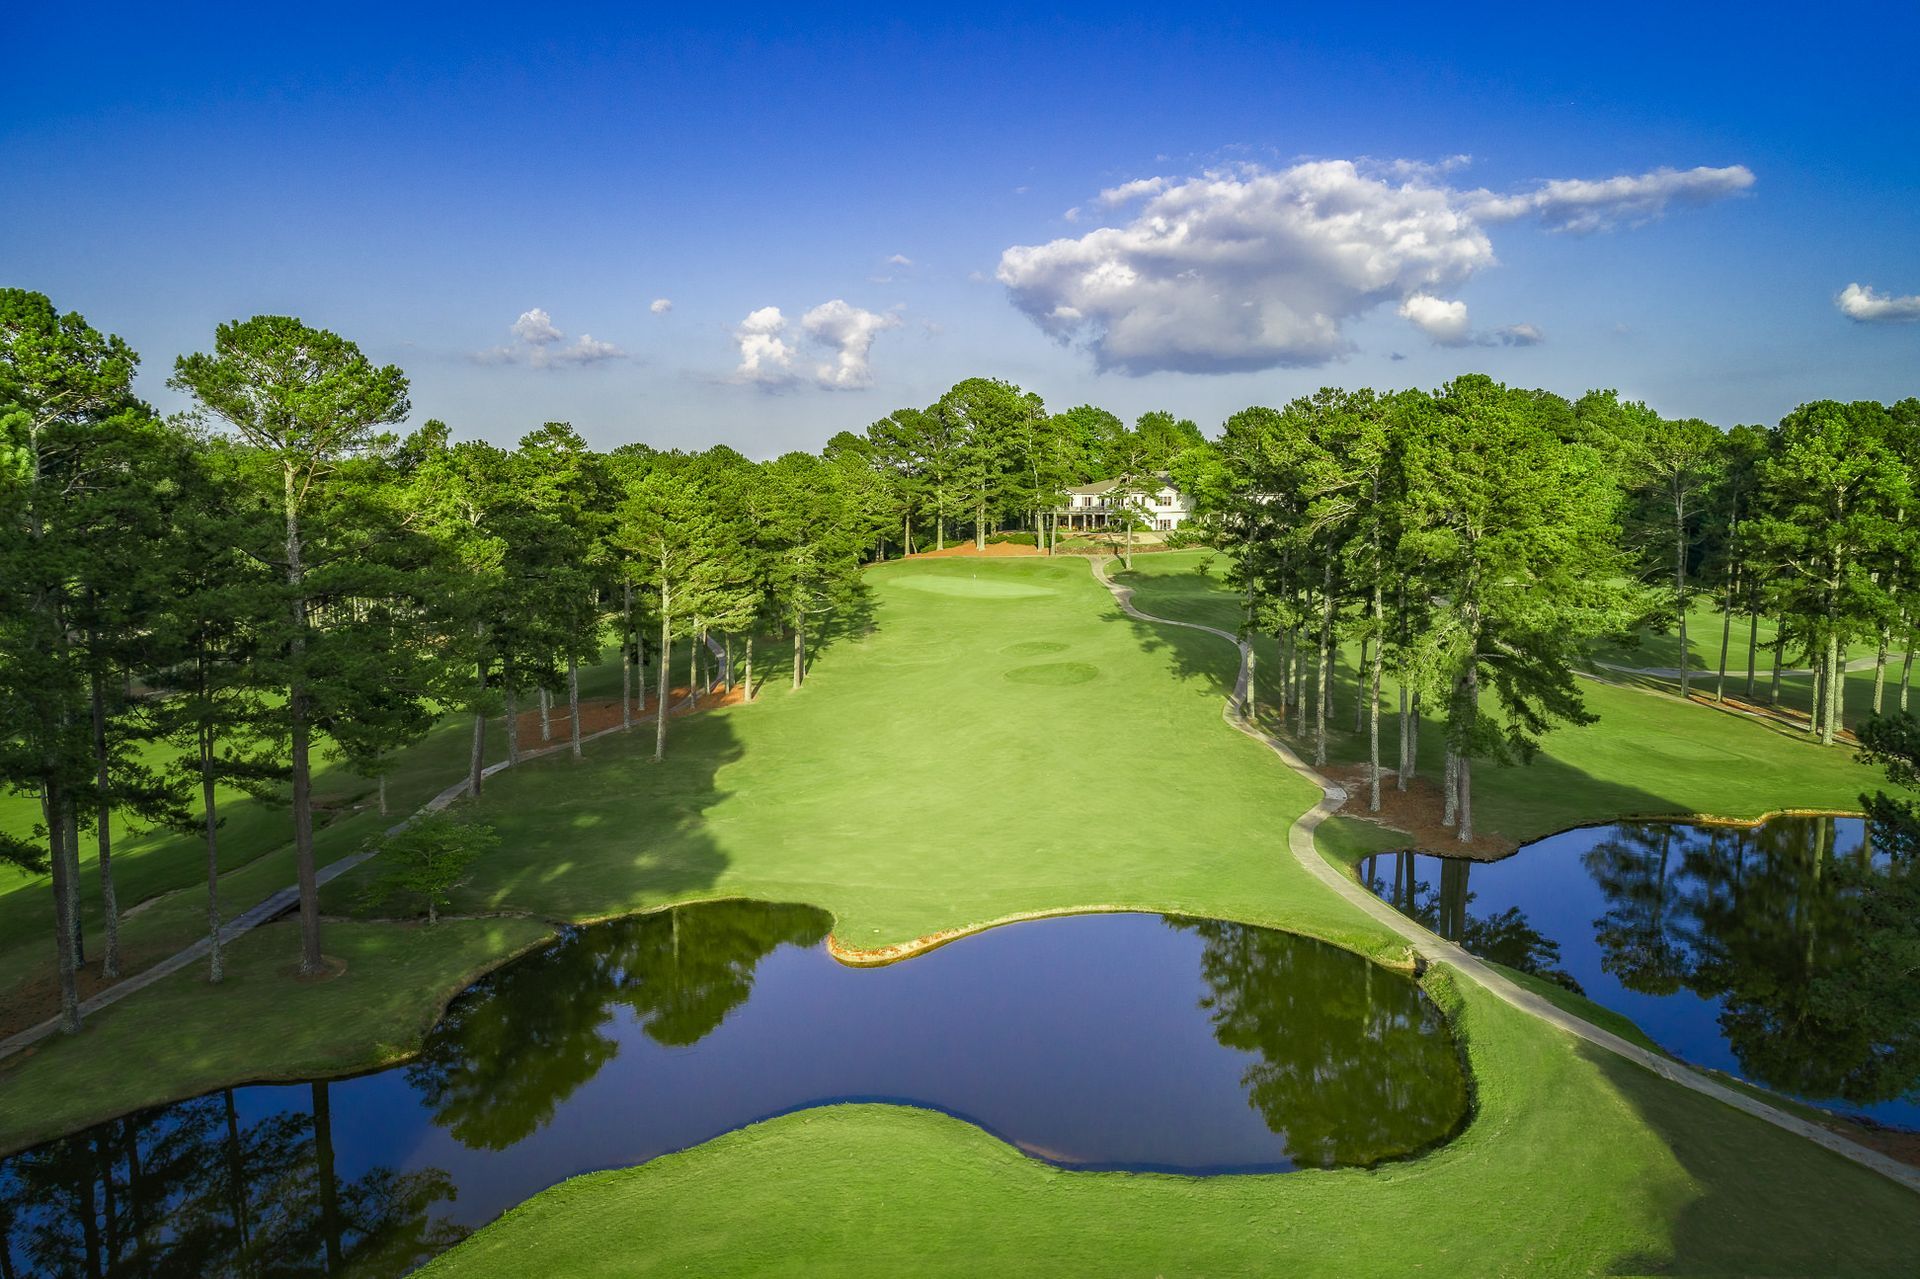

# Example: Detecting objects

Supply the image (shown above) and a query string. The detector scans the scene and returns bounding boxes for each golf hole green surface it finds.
[1004,662,1099,686]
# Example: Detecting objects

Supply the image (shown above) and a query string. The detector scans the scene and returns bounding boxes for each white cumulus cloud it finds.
[734,306,797,383]
[1836,282,1920,323]
[650,298,672,314]
[509,308,563,345]
[886,254,913,267]
[999,161,1494,374]
[733,300,901,390]
[1470,164,1754,233]
[1399,294,1472,345]
[998,158,1745,374]
[479,308,626,367]
[802,300,902,389]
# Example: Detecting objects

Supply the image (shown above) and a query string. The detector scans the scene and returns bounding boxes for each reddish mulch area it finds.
[904,542,1042,558]
[0,942,181,1041]
[1322,762,1520,861]
[509,686,748,753]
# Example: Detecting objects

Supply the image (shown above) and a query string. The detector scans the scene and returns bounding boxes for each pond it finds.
[0,904,1467,1277]
[1361,815,1920,1129]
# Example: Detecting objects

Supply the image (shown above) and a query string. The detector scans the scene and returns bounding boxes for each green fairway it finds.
[1117,551,1886,844]
[422,972,1920,1278]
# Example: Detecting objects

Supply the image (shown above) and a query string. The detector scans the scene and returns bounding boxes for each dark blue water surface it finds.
[1361,816,1920,1129]
[0,905,1465,1277]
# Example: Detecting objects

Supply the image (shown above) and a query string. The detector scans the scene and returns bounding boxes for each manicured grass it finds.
[0,914,552,1155]
[1119,552,1886,845]
[6,552,1915,1275]
[330,557,1390,961]
[422,972,1920,1278]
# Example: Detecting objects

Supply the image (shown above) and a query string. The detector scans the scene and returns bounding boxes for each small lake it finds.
[1361,815,1920,1129]
[0,904,1467,1277]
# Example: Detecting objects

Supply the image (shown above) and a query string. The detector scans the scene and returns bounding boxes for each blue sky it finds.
[5,3,1917,454]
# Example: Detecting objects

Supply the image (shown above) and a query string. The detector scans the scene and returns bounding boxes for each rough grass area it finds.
[421,976,1920,1278]
[0,914,553,1155]
[1118,551,1886,845]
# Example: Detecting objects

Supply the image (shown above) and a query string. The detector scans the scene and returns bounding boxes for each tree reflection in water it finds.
[1584,817,1920,1108]
[405,901,831,1150]
[1174,919,1468,1168]
[1361,851,1582,992]
[0,1084,460,1279]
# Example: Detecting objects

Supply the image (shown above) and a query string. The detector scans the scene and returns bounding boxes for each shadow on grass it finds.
[1583,1042,1920,1277]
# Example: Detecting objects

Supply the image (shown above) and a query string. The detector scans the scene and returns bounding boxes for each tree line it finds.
[1184,378,1918,842]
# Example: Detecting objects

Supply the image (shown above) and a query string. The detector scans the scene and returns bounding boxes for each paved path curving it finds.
[1089,555,1920,1194]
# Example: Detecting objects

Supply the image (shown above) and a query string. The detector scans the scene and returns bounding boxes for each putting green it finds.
[1004,661,1099,685]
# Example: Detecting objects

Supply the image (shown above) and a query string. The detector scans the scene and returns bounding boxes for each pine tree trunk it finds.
[1809,654,1825,738]
[975,501,986,551]
[793,614,806,689]
[745,633,756,701]
[622,582,634,729]
[503,677,520,767]
[1823,635,1841,746]
[201,725,224,983]
[1901,631,1914,713]
[725,634,735,693]
[284,477,324,976]
[65,808,82,967]
[377,772,387,816]
[1355,636,1369,734]
[1441,750,1459,828]
[1314,567,1334,767]
[89,664,119,979]
[1457,667,1477,843]
[1873,628,1889,715]
[1243,643,1256,721]
[539,687,551,742]
[469,635,487,797]
[568,652,582,760]
[43,783,82,1032]
[1769,634,1784,705]
[1745,600,1760,699]
[1367,586,1383,811]
[1715,589,1734,704]
[903,513,912,558]
[1397,683,1411,791]
[655,583,672,762]
[1674,497,1691,699]
[1407,690,1421,786]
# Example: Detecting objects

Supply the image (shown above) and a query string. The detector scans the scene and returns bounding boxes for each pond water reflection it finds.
[1363,816,1920,1128]
[0,904,1466,1277]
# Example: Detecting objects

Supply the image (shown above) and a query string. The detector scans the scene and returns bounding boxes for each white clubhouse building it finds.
[1056,476,1195,532]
